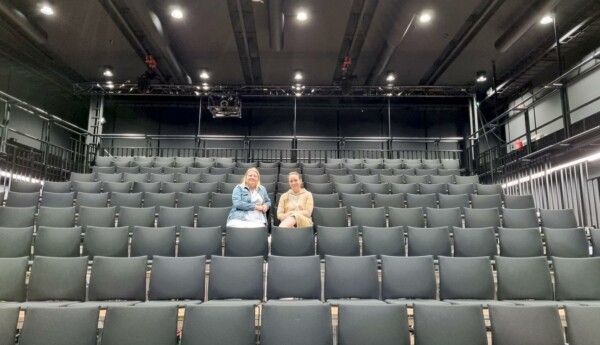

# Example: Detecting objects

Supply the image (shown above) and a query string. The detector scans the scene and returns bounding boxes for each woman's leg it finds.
[279,216,297,228]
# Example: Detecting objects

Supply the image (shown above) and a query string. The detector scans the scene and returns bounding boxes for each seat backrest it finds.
[350,207,386,229]
[270,226,315,256]
[502,208,538,228]
[34,226,82,257]
[552,257,600,301]
[78,206,116,233]
[207,256,264,301]
[464,207,500,231]
[317,226,360,258]
[88,256,148,301]
[0,308,18,344]
[0,257,28,302]
[157,206,195,230]
[539,209,578,228]
[453,227,497,258]
[381,255,436,300]
[471,194,502,211]
[413,304,487,345]
[19,307,99,345]
[503,194,535,209]
[338,304,410,345]
[100,306,178,345]
[181,304,255,345]
[27,256,88,301]
[312,207,348,228]
[406,193,436,210]
[476,183,503,195]
[196,206,230,232]
[489,305,565,345]
[407,226,451,258]
[260,302,333,345]
[0,226,34,258]
[83,226,129,258]
[495,256,553,301]
[425,207,461,233]
[438,256,495,300]
[0,206,36,227]
[224,226,269,258]
[362,226,405,258]
[130,226,177,259]
[543,227,589,258]
[324,255,379,300]
[149,256,206,301]
[5,191,39,208]
[565,306,600,345]
[498,227,544,257]
[178,226,222,258]
[388,207,425,233]
[267,255,321,300]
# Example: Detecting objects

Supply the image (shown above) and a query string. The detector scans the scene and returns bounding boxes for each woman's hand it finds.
[255,204,269,213]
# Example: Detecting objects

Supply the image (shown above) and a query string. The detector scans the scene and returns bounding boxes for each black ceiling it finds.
[1,0,600,102]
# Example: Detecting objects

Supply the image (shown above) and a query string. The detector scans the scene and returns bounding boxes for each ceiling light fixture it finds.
[39,4,54,16]
[296,10,308,21]
[171,8,184,19]
[476,71,487,83]
[200,70,210,80]
[385,72,396,82]
[103,66,114,77]
[540,15,553,25]
[293,70,303,81]
[419,11,432,23]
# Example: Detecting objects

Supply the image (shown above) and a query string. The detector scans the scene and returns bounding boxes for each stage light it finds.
[293,70,303,81]
[200,70,210,80]
[386,72,396,82]
[296,10,308,21]
[40,4,54,15]
[540,15,553,25]
[419,11,432,23]
[103,66,114,77]
[171,8,184,19]
[476,71,487,83]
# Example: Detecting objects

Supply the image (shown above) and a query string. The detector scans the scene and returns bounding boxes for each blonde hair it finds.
[241,167,261,188]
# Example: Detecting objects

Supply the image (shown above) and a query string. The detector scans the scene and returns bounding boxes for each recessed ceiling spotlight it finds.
[476,70,487,83]
[200,70,210,80]
[419,11,432,23]
[39,3,54,16]
[293,70,303,81]
[540,15,553,25]
[103,66,114,77]
[296,10,308,21]
[386,72,396,82]
[171,7,184,19]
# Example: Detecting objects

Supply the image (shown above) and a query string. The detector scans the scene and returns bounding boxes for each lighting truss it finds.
[73,83,472,98]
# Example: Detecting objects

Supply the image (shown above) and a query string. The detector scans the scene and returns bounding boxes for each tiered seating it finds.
[0,155,597,343]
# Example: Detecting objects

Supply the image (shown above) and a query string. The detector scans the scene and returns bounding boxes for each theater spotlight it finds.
[103,66,114,77]
[476,71,487,83]
[208,93,242,118]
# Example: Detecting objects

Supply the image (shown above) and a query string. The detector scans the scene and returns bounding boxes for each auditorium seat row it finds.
[1,255,600,309]
[94,155,462,170]
[0,204,577,230]
[1,224,599,259]
[1,302,594,344]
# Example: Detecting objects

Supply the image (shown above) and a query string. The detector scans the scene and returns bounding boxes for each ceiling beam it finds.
[99,0,191,84]
[419,0,505,85]
[227,0,263,85]
[267,0,284,51]
[332,0,379,83]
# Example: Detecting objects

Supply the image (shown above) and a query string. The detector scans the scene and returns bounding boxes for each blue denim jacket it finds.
[226,184,272,222]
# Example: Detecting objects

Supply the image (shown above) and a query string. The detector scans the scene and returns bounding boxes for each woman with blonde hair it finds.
[226,167,271,228]
[277,171,314,228]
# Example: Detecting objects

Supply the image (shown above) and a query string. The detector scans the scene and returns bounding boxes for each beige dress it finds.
[277,189,314,227]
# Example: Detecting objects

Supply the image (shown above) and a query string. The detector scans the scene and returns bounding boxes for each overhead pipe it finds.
[0,1,47,45]
[267,0,284,51]
[365,14,416,85]
[494,0,560,53]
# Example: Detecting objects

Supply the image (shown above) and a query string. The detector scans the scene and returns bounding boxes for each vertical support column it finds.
[553,15,571,139]
[0,101,10,156]
[387,98,392,159]
[196,98,202,156]
[292,97,298,162]
[523,109,532,155]
[86,94,105,168]
[41,119,51,180]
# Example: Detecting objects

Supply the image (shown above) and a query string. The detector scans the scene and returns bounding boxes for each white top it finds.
[244,189,267,224]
